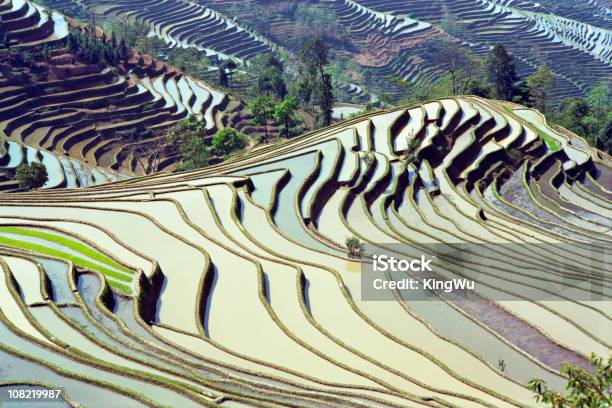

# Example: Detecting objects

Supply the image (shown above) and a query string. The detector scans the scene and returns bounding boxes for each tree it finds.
[293,77,312,108]
[585,83,610,150]
[248,95,275,141]
[220,59,238,89]
[273,96,301,137]
[379,93,394,108]
[487,44,517,101]
[424,40,484,96]
[439,11,460,36]
[528,353,610,407]
[557,97,590,136]
[346,236,365,259]
[178,134,210,171]
[249,54,287,100]
[118,38,128,61]
[527,65,555,115]
[15,162,48,190]
[601,116,612,154]
[0,19,7,48]
[110,30,117,49]
[586,82,609,113]
[554,85,611,153]
[218,66,229,88]
[512,81,531,105]
[165,115,210,171]
[212,128,247,157]
[466,79,492,98]
[299,36,334,127]
[316,71,334,127]
[125,128,169,174]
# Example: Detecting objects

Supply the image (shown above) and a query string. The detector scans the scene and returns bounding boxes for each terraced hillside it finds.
[0,139,127,191]
[0,96,610,406]
[0,0,261,175]
[203,0,611,104]
[31,0,612,106]
[79,0,273,63]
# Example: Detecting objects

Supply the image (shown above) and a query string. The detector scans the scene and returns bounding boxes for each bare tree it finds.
[125,128,171,174]
[425,39,483,95]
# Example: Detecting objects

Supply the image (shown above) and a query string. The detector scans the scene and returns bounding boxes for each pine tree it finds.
[299,36,334,127]
[487,44,517,100]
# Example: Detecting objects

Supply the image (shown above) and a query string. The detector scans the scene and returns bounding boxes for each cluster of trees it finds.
[345,236,365,259]
[65,26,128,65]
[167,115,210,171]
[246,36,335,140]
[167,115,247,171]
[165,47,210,78]
[406,40,516,103]
[103,18,220,82]
[218,59,238,89]
[248,94,301,141]
[484,47,609,152]
[248,54,287,100]
[247,54,293,140]
[556,83,611,153]
[247,36,336,141]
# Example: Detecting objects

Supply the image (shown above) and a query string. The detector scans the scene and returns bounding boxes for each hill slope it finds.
[0,96,609,406]
[1,0,261,175]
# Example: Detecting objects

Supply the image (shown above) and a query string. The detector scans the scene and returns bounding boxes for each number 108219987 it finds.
[3,387,63,402]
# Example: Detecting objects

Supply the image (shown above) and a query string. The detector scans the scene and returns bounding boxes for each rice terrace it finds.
[0,0,610,406]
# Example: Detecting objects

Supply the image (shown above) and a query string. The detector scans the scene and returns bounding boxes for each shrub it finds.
[212,128,247,157]
[15,162,48,190]
[345,236,365,259]
[403,133,420,168]
[528,353,611,407]
[362,152,375,168]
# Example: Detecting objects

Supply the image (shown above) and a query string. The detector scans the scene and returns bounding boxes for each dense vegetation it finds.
[556,83,611,153]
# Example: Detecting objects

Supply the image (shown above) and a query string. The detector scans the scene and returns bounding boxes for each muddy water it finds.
[38,258,72,304]
[247,170,285,208]
[0,350,144,408]
[0,319,149,407]
[5,256,45,305]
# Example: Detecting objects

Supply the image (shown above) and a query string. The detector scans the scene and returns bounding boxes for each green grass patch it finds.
[501,106,560,152]
[0,229,134,293]
[0,226,132,274]
[106,279,132,294]
[529,124,561,152]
